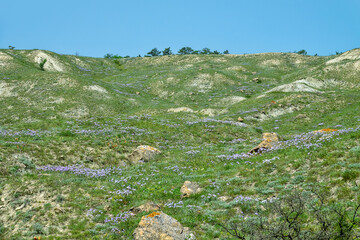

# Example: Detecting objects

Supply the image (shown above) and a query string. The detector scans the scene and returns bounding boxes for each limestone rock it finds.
[128,145,161,164]
[218,196,230,202]
[249,132,280,154]
[133,212,195,240]
[180,181,201,198]
[167,107,195,113]
[130,202,161,214]
[237,117,244,122]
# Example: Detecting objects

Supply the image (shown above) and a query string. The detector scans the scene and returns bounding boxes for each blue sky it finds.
[1,0,359,57]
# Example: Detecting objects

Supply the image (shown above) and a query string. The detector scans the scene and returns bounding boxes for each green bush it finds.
[342,170,358,181]
[0,222,5,236]
[147,48,161,57]
[39,59,47,71]
[59,130,76,137]
[32,222,45,235]
[296,49,307,55]
[178,47,194,55]
[162,47,172,56]
[217,189,360,239]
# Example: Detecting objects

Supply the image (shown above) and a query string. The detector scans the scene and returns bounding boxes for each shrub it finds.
[178,47,194,55]
[39,59,47,71]
[223,50,230,54]
[59,130,76,137]
[104,53,113,58]
[147,48,161,57]
[200,48,211,55]
[18,156,35,170]
[32,222,45,234]
[342,170,358,181]
[56,195,65,203]
[296,49,307,55]
[162,47,172,56]
[8,45,15,50]
[217,189,360,239]
[0,222,5,236]
[104,53,123,59]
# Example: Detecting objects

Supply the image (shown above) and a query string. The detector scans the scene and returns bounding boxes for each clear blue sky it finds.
[1,0,359,57]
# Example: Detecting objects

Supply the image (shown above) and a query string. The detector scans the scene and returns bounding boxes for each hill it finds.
[0,49,359,239]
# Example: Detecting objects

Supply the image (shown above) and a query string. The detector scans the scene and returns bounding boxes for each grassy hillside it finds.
[0,48,359,239]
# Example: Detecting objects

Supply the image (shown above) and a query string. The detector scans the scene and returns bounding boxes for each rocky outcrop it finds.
[249,132,280,154]
[180,181,202,198]
[128,145,161,164]
[133,212,195,240]
[130,202,161,214]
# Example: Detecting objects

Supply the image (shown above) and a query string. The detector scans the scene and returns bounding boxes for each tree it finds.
[223,50,230,54]
[178,47,194,55]
[296,49,307,55]
[147,48,161,57]
[8,45,15,50]
[211,50,220,55]
[200,48,211,54]
[162,47,172,56]
[104,53,114,59]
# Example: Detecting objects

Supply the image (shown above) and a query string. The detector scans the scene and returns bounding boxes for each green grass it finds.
[1,48,360,239]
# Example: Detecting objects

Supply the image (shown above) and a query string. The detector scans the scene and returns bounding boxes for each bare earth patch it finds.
[216,96,246,106]
[84,85,109,94]
[31,50,65,72]
[189,74,213,93]
[0,82,17,97]
[326,49,360,64]
[0,52,13,68]
[265,78,324,93]
[168,107,195,113]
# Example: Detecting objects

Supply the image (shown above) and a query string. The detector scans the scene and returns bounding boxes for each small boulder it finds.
[133,212,195,240]
[313,128,338,133]
[218,196,230,202]
[128,145,161,164]
[180,181,201,198]
[249,132,280,154]
[237,117,244,122]
[130,202,161,214]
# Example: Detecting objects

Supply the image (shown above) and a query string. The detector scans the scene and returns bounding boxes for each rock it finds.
[237,117,244,122]
[136,92,141,95]
[313,128,338,133]
[199,108,228,117]
[218,196,230,202]
[249,132,280,154]
[128,145,161,164]
[130,202,161,214]
[180,181,202,198]
[167,107,195,113]
[133,211,195,240]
